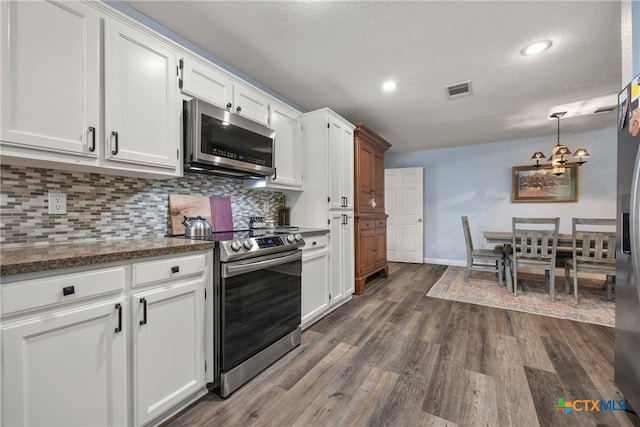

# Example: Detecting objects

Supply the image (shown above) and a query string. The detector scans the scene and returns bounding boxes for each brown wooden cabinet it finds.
[353,123,391,295]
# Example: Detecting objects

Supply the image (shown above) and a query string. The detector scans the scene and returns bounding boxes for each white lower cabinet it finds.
[1,268,128,427]
[131,252,208,426]
[329,211,355,306]
[301,235,329,329]
[0,250,212,427]
[132,279,205,426]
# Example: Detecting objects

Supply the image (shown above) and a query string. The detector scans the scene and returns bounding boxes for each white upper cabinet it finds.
[328,116,354,210]
[180,56,234,110]
[0,0,101,160]
[180,56,269,126]
[0,0,181,178]
[269,101,303,188]
[104,20,178,170]
[233,83,270,126]
[247,100,303,190]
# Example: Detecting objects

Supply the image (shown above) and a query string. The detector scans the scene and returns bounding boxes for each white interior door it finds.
[385,167,424,263]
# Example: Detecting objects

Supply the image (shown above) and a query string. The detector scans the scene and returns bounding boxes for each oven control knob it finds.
[230,240,242,251]
[243,239,254,250]
[286,234,295,243]
[294,233,302,242]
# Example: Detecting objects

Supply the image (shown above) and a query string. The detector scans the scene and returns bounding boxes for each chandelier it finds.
[530,112,590,177]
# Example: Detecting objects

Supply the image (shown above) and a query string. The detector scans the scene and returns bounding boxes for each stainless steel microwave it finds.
[183,98,275,178]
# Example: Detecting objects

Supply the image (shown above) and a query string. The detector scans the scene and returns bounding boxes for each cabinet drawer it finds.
[132,253,207,288]
[360,220,375,230]
[376,219,386,228]
[1,267,126,316]
[302,235,328,251]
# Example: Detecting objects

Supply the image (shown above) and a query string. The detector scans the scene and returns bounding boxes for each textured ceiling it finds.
[123,1,622,153]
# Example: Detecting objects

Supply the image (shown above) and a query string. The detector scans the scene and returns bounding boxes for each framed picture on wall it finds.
[512,164,578,202]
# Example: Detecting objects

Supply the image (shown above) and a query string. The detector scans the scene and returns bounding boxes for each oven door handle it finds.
[222,251,302,278]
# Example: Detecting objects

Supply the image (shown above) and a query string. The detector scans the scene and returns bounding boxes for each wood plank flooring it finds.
[163,263,640,427]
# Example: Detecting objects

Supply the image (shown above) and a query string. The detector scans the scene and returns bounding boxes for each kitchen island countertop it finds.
[0,238,215,277]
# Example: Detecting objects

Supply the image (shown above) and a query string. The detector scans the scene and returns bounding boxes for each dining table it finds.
[483,230,577,293]
[483,231,575,247]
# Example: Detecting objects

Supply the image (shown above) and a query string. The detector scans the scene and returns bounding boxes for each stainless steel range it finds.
[180,229,304,398]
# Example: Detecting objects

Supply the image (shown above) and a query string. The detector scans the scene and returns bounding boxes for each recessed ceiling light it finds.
[520,40,552,56]
[382,81,397,91]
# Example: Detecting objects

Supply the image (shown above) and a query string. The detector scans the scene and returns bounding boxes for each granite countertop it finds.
[0,238,215,277]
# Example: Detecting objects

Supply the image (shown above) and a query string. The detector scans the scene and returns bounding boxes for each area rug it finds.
[426,266,615,327]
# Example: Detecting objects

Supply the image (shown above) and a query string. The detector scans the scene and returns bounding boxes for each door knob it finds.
[418,219,423,222]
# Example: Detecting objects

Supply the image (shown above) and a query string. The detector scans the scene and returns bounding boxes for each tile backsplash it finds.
[0,165,282,248]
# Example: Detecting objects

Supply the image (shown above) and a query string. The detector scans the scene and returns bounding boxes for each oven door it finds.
[220,250,301,372]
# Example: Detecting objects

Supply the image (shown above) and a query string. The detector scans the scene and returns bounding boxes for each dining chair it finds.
[509,217,560,300]
[461,216,504,286]
[564,218,616,304]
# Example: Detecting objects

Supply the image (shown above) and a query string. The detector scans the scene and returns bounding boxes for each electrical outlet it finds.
[48,191,67,214]
[431,244,436,251]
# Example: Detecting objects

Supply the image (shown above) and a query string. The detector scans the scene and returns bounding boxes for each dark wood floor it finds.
[164,263,640,427]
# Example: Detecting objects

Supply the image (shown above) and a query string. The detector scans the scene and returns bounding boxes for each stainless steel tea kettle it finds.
[182,215,212,238]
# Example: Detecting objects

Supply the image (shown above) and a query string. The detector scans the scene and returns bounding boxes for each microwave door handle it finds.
[222,252,301,278]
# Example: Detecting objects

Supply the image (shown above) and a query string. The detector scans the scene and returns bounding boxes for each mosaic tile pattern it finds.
[0,165,282,248]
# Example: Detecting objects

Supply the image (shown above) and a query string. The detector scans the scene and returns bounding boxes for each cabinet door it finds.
[343,212,355,296]
[105,20,178,169]
[375,226,387,269]
[329,211,355,305]
[301,250,329,328]
[328,119,354,209]
[133,278,204,426]
[0,0,100,157]
[328,120,345,209]
[329,212,345,303]
[342,127,355,210]
[234,84,270,126]
[357,142,376,213]
[268,102,303,188]
[358,227,376,277]
[2,298,127,427]
[180,57,234,110]
[374,151,386,214]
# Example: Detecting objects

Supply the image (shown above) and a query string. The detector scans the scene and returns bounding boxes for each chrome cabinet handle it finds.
[88,127,96,152]
[139,298,147,325]
[111,131,119,155]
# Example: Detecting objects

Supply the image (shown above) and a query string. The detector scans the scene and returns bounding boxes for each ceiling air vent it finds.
[446,81,473,99]
[593,106,616,114]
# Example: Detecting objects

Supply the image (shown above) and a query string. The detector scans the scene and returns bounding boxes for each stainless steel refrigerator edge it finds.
[615,74,640,412]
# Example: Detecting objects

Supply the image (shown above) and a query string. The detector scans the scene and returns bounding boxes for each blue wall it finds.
[386,127,617,265]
